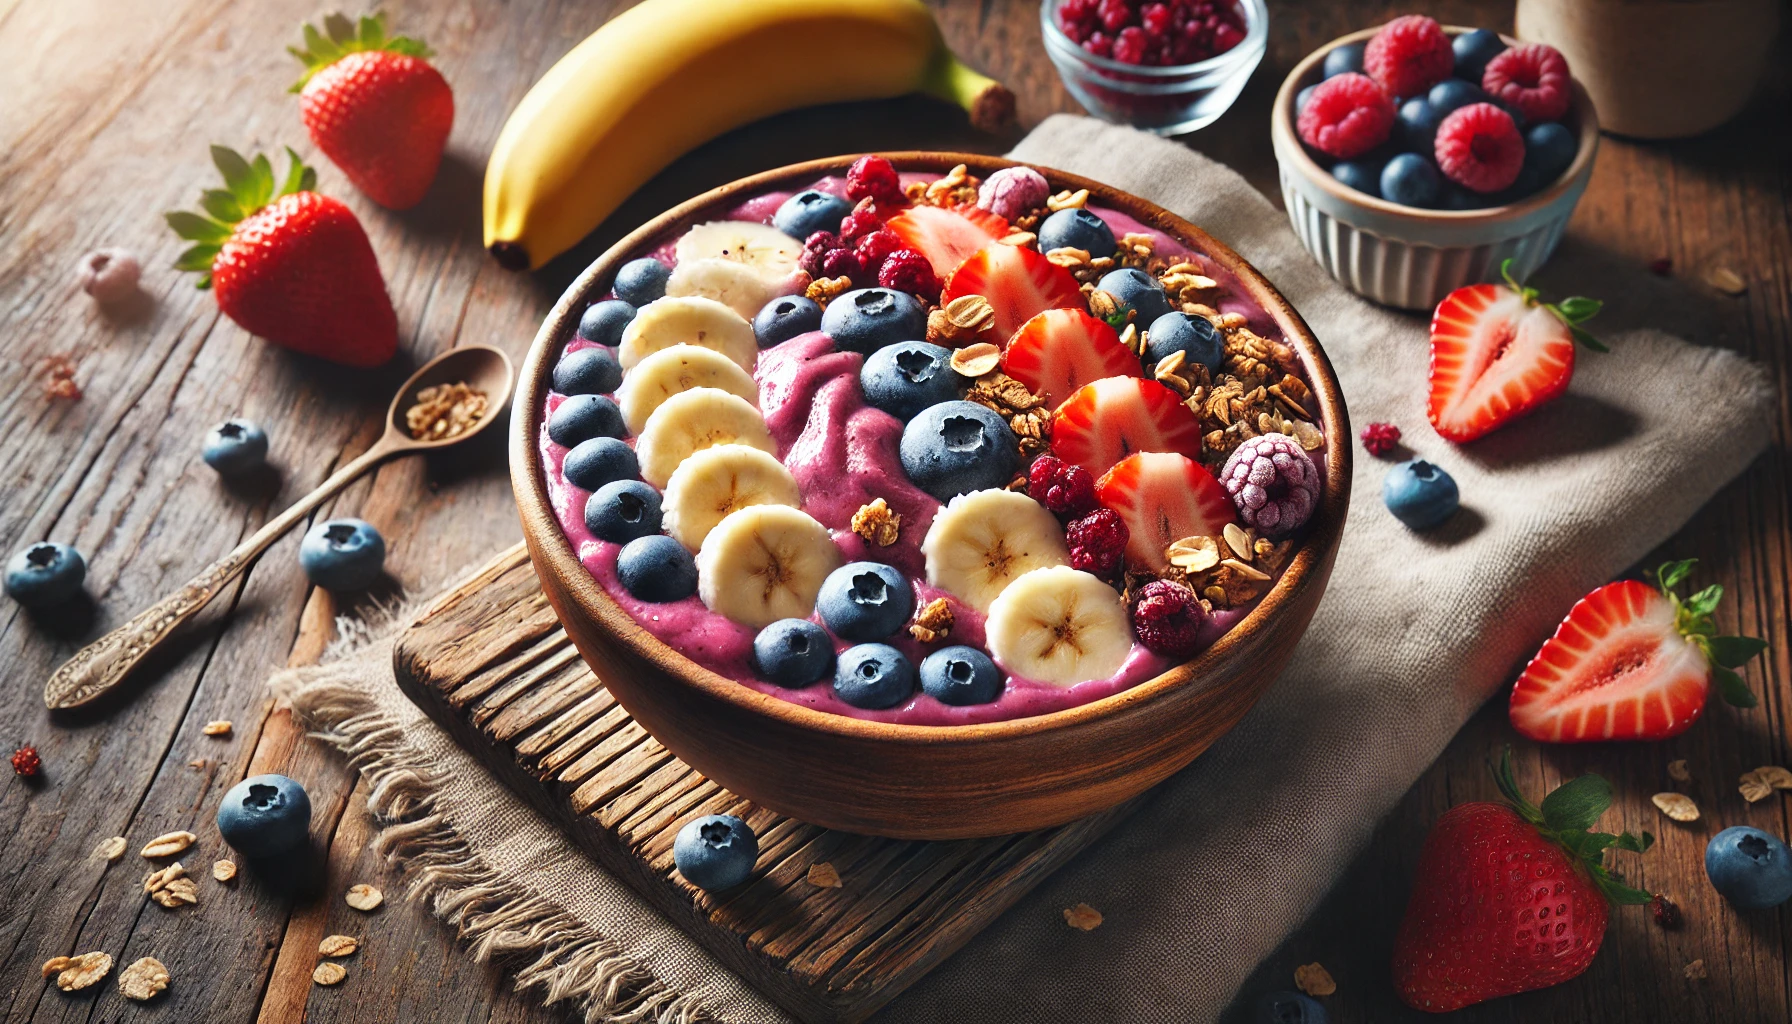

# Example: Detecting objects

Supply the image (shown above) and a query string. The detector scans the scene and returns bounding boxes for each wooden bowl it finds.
[510,154,1350,839]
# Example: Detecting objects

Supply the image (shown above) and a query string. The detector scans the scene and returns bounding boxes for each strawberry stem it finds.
[1488,747,1655,906]
[1497,258,1609,352]
[1652,559,1768,708]
[165,147,316,289]
[289,11,432,91]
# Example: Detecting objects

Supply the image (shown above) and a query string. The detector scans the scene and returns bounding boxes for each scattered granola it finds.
[404,382,488,441]
[1043,245,1115,285]
[1738,767,1785,803]
[118,956,170,1001]
[213,859,238,882]
[319,935,359,957]
[949,342,1001,378]
[151,877,199,909]
[143,861,186,895]
[141,831,196,859]
[904,163,980,208]
[806,862,843,889]
[1116,232,1157,269]
[1165,535,1221,573]
[1683,958,1707,981]
[1164,525,1290,608]
[1045,188,1090,212]
[908,597,954,643]
[313,962,347,986]
[201,720,233,736]
[1667,759,1692,783]
[1157,261,1219,307]
[1752,765,1792,789]
[850,498,901,547]
[43,355,82,401]
[93,836,128,862]
[345,883,384,911]
[997,230,1036,247]
[1222,523,1252,560]
[1703,266,1746,296]
[1651,792,1699,822]
[1294,962,1337,997]
[1062,903,1103,931]
[45,951,111,992]
[804,275,853,307]
[964,372,1051,459]
[926,294,997,347]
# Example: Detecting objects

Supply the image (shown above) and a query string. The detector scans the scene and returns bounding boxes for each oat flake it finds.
[1062,903,1103,931]
[950,343,1000,378]
[48,951,111,991]
[213,859,238,882]
[1739,769,1777,803]
[318,935,359,957]
[1652,792,1699,822]
[1294,961,1337,997]
[118,956,170,1001]
[1684,959,1707,980]
[140,830,195,859]
[93,836,127,862]
[313,962,347,986]
[806,862,842,889]
[1753,765,1792,789]
[201,720,232,736]
[1703,267,1746,295]
[346,883,384,911]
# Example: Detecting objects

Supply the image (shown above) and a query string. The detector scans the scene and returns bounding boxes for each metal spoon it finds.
[44,344,515,710]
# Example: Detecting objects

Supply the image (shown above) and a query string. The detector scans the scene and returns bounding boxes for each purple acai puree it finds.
[540,172,1316,725]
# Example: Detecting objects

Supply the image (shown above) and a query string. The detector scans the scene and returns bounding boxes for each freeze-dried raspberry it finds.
[1360,421,1402,457]
[1028,455,1099,518]
[976,166,1050,222]
[1219,432,1321,537]
[1066,508,1129,579]
[1131,579,1206,657]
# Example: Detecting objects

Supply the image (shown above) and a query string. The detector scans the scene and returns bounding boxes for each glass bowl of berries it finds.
[1271,16,1599,310]
[1043,0,1269,135]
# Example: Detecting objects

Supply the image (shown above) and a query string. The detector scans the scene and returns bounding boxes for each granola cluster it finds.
[908,597,955,643]
[903,163,981,209]
[963,371,1052,461]
[850,498,901,547]
[1132,521,1292,611]
[926,294,998,348]
[404,381,489,441]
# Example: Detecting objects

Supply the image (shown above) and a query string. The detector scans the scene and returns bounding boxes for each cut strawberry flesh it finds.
[1002,308,1142,411]
[1050,376,1206,480]
[883,205,1009,280]
[944,243,1084,340]
[1509,580,1711,742]
[1096,451,1235,571]
[1427,284,1575,442]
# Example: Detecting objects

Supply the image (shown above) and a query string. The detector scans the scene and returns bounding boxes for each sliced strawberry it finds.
[1050,376,1205,480]
[944,243,1084,340]
[883,205,1009,279]
[1426,283,1574,442]
[1096,452,1235,571]
[1002,308,1142,411]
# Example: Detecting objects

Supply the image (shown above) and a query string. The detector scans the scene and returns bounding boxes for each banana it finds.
[696,503,842,629]
[617,296,757,374]
[676,221,806,282]
[634,387,776,488]
[615,343,759,434]
[919,489,1070,613]
[984,566,1133,688]
[483,0,1015,270]
[665,259,780,321]
[662,443,802,550]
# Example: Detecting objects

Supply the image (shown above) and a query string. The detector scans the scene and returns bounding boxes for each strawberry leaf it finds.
[1541,773,1612,833]
[164,211,230,244]
[1708,635,1769,668]
[169,145,318,285]
[1567,323,1609,352]
[1554,296,1602,323]
[200,189,243,223]
[1490,746,1545,825]
[1488,747,1655,909]
[174,242,221,272]
[1592,871,1654,906]
[326,11,358,45]
[1712,665,1758,708]
[290,10,432,88]
[1656,559,1696,591]
[248,153,275,210]
[1610,830,1654,853]
[1683,584,1724,617]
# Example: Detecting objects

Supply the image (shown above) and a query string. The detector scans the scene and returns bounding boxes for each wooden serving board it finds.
[393,543,1138,1024]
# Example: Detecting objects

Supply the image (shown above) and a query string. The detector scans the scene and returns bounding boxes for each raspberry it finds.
[845,155,904,208]
[800,231,843,277]
[838,200,882,242]
[1112,26,1149,64]
[1096,0,1132,33]
[1651,894,1682,930]
[11,745,40,777]
[854,230,904,271]
[1296,73,1394,160]
[877,249,941,297]
[1219,432,1321,537]
[1066,508,1129,579]
[1360,421,1402,457]
[820,247,865,283]
[1363,15,1453,99]
[1130,579,1206,658]
[1057,0,1097,41]
[1482,43,1571,123]
[1434,103,1524,194]
[1027,455,1098,518]
[977,165,1050,221]
[1140,3,1171,37]
[1084,31,1113,58]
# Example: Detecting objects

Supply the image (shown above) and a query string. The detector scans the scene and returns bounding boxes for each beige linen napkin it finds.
[284,115,1773,1023]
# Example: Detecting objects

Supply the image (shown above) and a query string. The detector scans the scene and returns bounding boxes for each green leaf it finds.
[1611,830,1654,853]
[1712,665,1758,708]
[173,242,221,272]
[1684,584,1724,617]
[1707,635,1769,668]
[1489,746,1544,824]
[1541,773,1613,833]
[211,145,261,210]
[199,189,243,223]
[165,211,231,243]
[326,11,358,44]
[1656,559,1696,592]
[248,152,275,209]
[278,148,307,197]
[356,13,384,48]
[1568,324,1609,352]
[1593,872,1655,905]
[1555,296,1603,323]
[302,22,339,63]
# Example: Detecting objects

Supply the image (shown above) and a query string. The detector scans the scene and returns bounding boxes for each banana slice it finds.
[662,444,801,551]
[666,258,778,320]
[696,504,841,629]
[635,388,776,488]
[675,221,805,282]
[919,489,1070,613]
[985,566,1132,688]
[616,343,760,435]
[617,296,757,373]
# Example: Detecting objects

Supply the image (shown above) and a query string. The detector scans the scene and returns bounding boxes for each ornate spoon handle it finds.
[44,443,392,710]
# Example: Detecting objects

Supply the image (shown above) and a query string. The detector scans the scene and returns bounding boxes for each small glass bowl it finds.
[1040,0,1268,136]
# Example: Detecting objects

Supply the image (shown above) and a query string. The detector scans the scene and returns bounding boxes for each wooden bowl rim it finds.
[511,152,1351,748]
[1270,25,1601,226]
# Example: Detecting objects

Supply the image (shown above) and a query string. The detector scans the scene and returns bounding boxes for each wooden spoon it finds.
[44,345,515,710]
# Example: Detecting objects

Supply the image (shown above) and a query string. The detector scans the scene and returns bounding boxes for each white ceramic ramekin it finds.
[1270,26,1600,310]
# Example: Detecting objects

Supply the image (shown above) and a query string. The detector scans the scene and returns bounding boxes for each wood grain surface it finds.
[0,1,1784,1022]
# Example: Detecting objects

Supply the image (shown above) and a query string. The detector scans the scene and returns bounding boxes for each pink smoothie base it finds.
[538,173,1316,726]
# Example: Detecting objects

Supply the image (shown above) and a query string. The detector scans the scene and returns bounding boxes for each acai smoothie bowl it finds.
[512,153,1349,838]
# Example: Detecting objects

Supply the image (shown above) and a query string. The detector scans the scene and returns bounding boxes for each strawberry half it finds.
[944,243,1084,340]
[1002,308,1142,411]
[1050,376,1205,479]
[1509,559,1767,743]
[883,205,1009,280]
[1096,452,1235,571]
[1394,748,1654,1013]
[1427,261,1604,442]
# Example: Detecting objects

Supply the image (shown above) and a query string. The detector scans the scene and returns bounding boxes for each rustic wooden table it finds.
[1,1,1784,1021]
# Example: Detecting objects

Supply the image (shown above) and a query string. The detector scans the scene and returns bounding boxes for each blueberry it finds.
[616,534,697,602]
[1095,268,1172,326]
[1144,312,1223,372]
[1492,97,1528,131]
[673,814,758,891]
[1036,208,1115,256]
[898,401,1020,501]
[1706,826,1792,909]
[1251,989,1329,1024]
[612,258,671,306]
[577,299,636,347]
[216,773,311,859]
[4,541,86,609]
[1295,83,1318,117]
[1383,459,1459,529]
[1452,28,1507,84]
[919,645,1004,706]
[584,480,662,542]
[1520,122,1578,191]
[202,418,269,475]
[552,347,622,396]
[752,618,835,687]
[1322,41,1365,79]
[772,189,852,241]
[1396,97,1444,155]
[753,294,823,348]
[1439,184,1490,210]
[817,562,914,641]
[1331,156,1385,198]
[833,643,916,710]
[819,288,927,355]
[548,394,625,447]
[563,436,639,491]
[300,517,386,590]
[860,341,960,420]
[1427,78,1486,118]
[1380,153,1443,208]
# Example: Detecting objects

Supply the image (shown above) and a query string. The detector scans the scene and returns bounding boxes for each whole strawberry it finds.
[1393,748,1653,1013]
[166,146,397,367]
[291,12,452,210]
